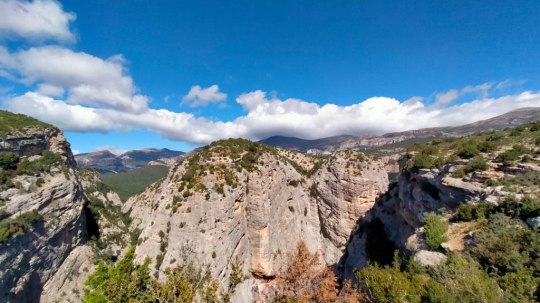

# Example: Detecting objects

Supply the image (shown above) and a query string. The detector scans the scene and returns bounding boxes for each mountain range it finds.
[75,148,185,173]
[260,107,540,154]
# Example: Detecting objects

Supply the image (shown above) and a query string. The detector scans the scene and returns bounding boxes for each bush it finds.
[464,156,488,173]
[467,213,540,276]
[423,213,448,249]
[409,153,435,171]
[0,152,19,170]
[17,151,62,176]
[0,210,42,243]
[457,140,480,159]
[478,141,497,153]
[355,263,424,303]
[452,168,465,178]
[453,202,493,222]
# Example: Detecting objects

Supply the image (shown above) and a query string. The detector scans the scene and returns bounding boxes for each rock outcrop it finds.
[0,126,87,302]
[124,140,389,300]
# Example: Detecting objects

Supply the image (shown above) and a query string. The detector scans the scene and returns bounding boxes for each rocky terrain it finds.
[0,111,132,303]
[124,140,388,300]
[261,107,540,154]
[0,112,88,302]
[75,148,184,173]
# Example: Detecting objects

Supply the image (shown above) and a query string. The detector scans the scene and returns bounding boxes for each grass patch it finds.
[0,110,55,136]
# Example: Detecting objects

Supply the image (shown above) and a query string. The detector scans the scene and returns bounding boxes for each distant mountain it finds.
[260,107,540,154]
[75,148,184,173]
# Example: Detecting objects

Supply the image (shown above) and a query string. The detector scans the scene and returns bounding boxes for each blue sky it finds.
[1,0,540,153]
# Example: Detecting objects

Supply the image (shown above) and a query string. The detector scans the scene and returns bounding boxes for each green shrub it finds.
[430,255,503,303]
[0,210,42,243]
[467,213,540,275]
[464,156,488,173]
[457,140,480,159]
[0,152,19,170]
[355,263,424,303]
[452,168,465,178]
[453,203,493,222]
[423,213,448,249]
[498,269,540,302]
[16,151,62,176]
[478,141,497,153]
[409,153,435,171]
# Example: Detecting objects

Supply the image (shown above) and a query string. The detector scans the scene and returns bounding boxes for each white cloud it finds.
[434,83,493,106]
[36,83,64,97]
[0,0,75,42]
[0,46,148,112]
[4,87,540,146]
[181,84,227,107]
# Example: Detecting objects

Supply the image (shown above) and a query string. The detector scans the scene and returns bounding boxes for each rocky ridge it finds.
[124,139,389,300]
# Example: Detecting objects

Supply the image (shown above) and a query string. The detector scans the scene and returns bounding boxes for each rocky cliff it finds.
[0,113,87,302]
[124,139,389,300]
[340,122,540,276]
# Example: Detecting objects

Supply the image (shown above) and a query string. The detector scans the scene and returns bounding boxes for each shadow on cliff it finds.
[335,181,416,279]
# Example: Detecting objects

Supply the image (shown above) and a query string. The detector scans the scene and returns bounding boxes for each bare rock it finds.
[413,250,447,267]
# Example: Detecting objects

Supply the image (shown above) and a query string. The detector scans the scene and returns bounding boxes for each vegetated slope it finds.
[121,138,388,301]
[0,110,55,136]
[75,148,184,173]
[101,165,170,201]
[339,120,540,303]
[260,107,540,154]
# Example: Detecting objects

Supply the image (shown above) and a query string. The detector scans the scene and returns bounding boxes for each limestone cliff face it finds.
[0,128,87,303]
[124,140,389,300]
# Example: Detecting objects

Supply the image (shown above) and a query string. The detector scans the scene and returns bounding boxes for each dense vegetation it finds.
[0,110,55,136]
[84,247,228,303]
[101,165,169,201]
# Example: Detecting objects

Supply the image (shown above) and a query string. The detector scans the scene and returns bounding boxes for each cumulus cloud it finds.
[181,85,227,107]
[0,0,75,42]
[4,87,540,146]
[0,46,148,112]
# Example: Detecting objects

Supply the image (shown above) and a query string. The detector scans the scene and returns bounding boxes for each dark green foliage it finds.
[410,153,435,170]
[478,140,497,153]
[16,151,62,176]
[457,140,480,159]
[355,254,503,303]
[0,152,19,170]
[495,196,540,221]
[499,171,540,189]
[0,110,55,136]
[497,145,530,166]
[423,213,448,250]
[453,202,493,222]
[101,165,169,201]
[0,168,14,189]
[464,156,488,173]
[467,213,540,276]
[0,210,42,243]
[452,168,465,178]
[84,246,221,303]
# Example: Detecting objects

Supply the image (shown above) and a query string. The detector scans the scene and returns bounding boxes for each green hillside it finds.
[0,110,55,136]
[100,165,169,202]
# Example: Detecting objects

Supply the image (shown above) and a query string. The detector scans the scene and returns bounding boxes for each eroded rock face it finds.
[124,142,389,299]
[0,129,87,303]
